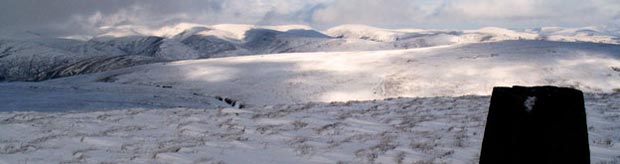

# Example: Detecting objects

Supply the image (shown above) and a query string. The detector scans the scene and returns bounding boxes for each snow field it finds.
[1,93,619,164]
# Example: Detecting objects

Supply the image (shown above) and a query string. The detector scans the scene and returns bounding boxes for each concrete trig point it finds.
[480,86,590,164]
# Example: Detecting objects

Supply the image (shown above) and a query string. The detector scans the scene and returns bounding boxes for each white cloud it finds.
[311,0,435,27]
[446,0,545,19]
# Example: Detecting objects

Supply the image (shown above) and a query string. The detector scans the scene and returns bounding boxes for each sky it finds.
[1,0,619,36]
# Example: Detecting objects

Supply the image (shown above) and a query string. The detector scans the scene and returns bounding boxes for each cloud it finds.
[311,0,620,28]
[438,0,620,27]
[60,0,329,35]
[0,0,618,36]
[311,0,438,28]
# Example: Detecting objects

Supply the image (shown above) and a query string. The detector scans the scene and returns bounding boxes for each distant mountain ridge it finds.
[1,23,618,81]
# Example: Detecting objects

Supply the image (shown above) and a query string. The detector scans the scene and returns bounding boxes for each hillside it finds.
[51,40,620,105]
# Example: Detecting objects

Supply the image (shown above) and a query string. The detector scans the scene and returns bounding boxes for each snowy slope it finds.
[0,35,174,81]
[1,93,619,163]
[0,82,229,112]
[59,40,620,105]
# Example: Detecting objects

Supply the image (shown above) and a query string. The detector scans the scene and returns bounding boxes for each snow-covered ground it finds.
[1,93,619,163]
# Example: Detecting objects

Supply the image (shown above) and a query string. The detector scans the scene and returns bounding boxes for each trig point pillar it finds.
[480,86,590,164]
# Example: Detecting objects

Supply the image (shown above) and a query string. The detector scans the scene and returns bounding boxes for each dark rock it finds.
[215,96,244,109]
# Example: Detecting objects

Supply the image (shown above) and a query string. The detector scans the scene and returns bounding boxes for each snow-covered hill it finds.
[2,24,619,82]
[327,25,620,45]
[0,36,165,81]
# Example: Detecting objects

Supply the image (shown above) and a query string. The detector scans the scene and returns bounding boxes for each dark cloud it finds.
[0,0,132,28]
[0,0,227,36]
